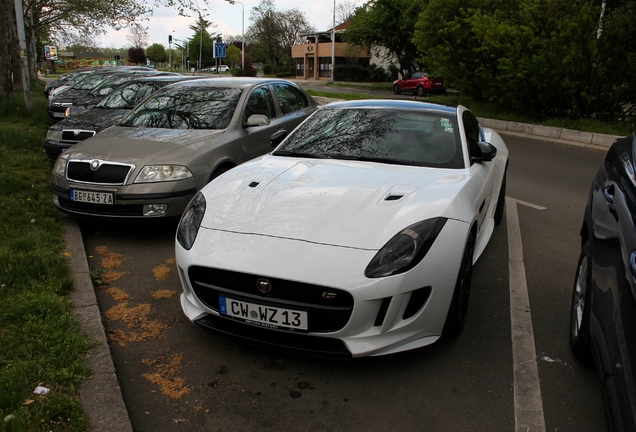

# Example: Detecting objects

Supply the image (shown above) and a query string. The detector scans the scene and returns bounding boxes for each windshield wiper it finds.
[272,150,324,159]
[331,154,415,166]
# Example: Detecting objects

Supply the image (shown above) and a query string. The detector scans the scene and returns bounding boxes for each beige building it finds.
[292,22,372,80]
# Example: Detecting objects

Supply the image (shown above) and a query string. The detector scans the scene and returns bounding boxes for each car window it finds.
[244,86,276,121]
[99,83,157,109]
[121,86,242,130]
[272,84,309,115]
[273,108,463,169]
[462,110,483,163]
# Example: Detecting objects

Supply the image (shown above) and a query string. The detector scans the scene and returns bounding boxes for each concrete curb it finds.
[64,216,133,432]
[477,117,621,149]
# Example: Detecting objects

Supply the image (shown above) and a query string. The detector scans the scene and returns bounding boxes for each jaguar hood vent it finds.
[249,181,260,188]
[384,194,404,201]
[378,185,418,206]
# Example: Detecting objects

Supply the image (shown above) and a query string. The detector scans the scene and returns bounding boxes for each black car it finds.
[68,72,181,117]
[570,133,636,432]
[44,75,204,161]
[47,67,158,122]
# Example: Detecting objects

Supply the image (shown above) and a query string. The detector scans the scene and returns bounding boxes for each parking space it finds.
[73,132,610,431]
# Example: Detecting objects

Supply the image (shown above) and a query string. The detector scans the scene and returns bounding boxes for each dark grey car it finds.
[44,75,204,161]
[51,78,321,219]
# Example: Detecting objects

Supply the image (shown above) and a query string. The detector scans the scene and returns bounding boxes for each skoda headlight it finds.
[365,218,447,278]
[134,165,193,183]
[46,129,62,142]
[53,154,68,177]
[177,192,206,250]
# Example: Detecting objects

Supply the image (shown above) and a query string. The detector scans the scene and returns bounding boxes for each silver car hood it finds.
[68,126,225,166]
[201,156,470,250]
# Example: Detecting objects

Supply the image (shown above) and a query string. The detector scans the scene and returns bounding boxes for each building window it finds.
[295,59,304,76]
[318,57,332,78]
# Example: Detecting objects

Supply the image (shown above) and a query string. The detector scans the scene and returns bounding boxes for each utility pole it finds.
[14,0,31,111]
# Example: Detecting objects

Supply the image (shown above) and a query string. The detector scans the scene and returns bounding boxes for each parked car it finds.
[204,65,230,73]
[67,72,182,117]
[175,99,509,358]
[569,133,636,432]
[51,78,321,219]
[48,67,158,122]
[393,72,445,97]
[44,75,205,161]
[44,67,95,98]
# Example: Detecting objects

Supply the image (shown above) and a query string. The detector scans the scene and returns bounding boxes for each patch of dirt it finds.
[102,270,129,284]
[152,290,178,299]
[105,303,166,346]
[165,258,176,265]
[153,264,172,281]
[142,354,190,399]
[107,287,130,302]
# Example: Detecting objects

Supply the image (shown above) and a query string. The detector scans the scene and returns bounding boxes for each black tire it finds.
[416,86,426,97]
[442,230,475,337]
[393,84,401,95]
[494,169,507,225]
[570,241,593,364]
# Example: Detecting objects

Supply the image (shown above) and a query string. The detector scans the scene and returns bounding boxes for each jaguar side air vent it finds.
[249,181,260,188]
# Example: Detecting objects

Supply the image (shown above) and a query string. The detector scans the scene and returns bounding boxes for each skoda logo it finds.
[90,159,101,171]
[256,278,272,294]
[73,130,81,136]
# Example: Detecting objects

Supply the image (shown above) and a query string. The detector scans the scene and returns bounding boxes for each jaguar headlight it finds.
[134,165,193,183]
[365,218,447,278]
[177,192,206,250]
[46,129,62,142]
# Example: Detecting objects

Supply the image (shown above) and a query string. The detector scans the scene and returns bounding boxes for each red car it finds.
[393,72,445,96]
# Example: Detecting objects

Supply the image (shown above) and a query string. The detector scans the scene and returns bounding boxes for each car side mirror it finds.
[244,114,270,128]
[471,141,497,163]
[270,129,287,147]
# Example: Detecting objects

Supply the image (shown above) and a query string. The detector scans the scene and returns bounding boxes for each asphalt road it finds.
[77,132,609,432]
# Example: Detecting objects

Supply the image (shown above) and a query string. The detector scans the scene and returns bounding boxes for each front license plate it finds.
[70,189,114,205]
[219,296,308,331]
[52,112,66,118]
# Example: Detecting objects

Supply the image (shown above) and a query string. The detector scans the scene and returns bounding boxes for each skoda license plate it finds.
[219,296,308,331]
[70,189,114,205]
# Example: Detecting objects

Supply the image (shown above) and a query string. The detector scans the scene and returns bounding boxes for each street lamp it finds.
[331,0,335,82]
[225,0,244,72]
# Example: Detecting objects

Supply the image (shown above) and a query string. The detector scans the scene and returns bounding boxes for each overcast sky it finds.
[99,0,365,49]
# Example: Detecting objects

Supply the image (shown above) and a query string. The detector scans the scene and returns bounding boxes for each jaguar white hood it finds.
[200,156,472,250]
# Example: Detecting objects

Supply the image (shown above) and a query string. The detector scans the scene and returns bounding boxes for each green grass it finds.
[0,83,91,432]
[312,83,634,136]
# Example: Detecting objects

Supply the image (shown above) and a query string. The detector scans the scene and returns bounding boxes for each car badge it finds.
[90,159,101,171]
[322,292,337,299]
[73,130,81,136]
[257,278,272,294]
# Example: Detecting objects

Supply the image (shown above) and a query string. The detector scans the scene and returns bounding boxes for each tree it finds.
[413,0,636,121]
[344,0,424,77]
[336,0,359,25]
[246,0,313,70]
[128,46,146,64]
[226,45,241,68]
[146,43,167,66]
[187,14,220,69]
[127,23,149,49]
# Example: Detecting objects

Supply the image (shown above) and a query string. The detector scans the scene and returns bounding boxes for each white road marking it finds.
[506,198,547,432]
[508,197,547,211]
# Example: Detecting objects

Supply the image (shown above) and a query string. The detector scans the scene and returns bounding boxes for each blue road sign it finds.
[214,43,227,59]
